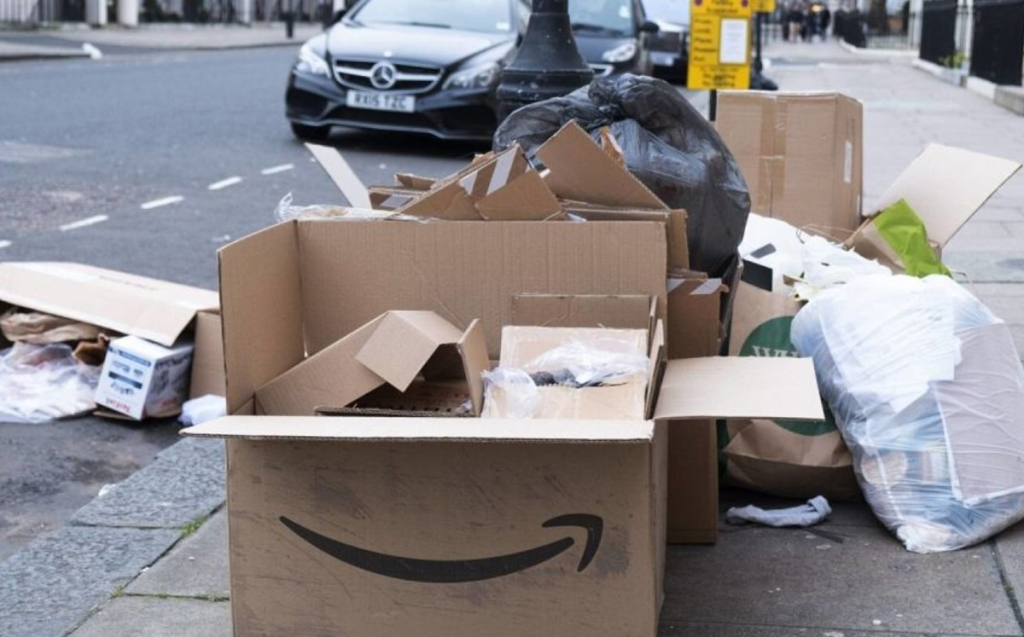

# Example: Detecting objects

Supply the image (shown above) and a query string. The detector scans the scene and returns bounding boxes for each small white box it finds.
[96,335,194,420]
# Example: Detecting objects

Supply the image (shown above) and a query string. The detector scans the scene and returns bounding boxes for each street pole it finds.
[754,12,763,74]
[285,0,295,38]
[496,0,594,121]
[709,89,717,121]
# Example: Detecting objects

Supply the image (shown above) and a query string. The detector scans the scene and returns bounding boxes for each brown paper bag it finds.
[723,281,860,501]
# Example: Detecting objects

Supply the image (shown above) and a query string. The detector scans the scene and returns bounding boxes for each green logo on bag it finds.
[740,317,836,436]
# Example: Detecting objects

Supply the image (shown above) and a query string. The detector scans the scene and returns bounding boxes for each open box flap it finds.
[0,262,218,347]
[512,294,655,330]
[305,143,372,209]
[182,415,655,443]
[654,357,824,421]
[872,144,1022,247]
[537,121,667,211]
[355,311,467,392]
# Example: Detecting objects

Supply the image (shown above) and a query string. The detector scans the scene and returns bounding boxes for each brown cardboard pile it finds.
[182,121,829,636]
[715,91,1022,502]
[0,262,225,421]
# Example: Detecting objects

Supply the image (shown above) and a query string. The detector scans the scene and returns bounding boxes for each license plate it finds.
[346,91,415,113]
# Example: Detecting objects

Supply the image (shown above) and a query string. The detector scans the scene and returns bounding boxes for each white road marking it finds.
[208,176,243,191]
[261,163,294,175]
[60,215,108,231]
[0,240,11,249]
[141,196,184,210]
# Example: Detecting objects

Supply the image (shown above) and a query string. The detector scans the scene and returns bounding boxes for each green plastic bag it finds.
[870,199,951,278]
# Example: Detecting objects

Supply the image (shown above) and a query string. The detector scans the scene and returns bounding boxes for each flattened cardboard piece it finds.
[368,187,420,211]
[455,145,531,200]
[870,143,1022,248]
[189,310,225,398]
[599,126,626,165]
[568,206,690,270]
[666,276,725,360]
[184,414,655,442]
[255,314,388,416]
[0,262,218,347]
[208,433,660,637]
[476,170,564,221]
[395,173,436,190]
[305,143,372,209]
[716,91,864,234]
[397,180,481,220]
[218,221,305,414]
[291,219,668,360]
[512,294,654,330]
[355,311,466,392]
[537,121,667,211]
[655,357,824,421]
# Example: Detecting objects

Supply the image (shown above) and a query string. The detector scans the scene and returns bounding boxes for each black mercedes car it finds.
[285,0,658,141]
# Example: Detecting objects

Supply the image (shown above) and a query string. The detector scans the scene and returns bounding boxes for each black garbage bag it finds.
[494,74,750,278]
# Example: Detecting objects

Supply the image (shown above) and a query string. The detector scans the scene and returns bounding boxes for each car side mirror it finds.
[639,20,660,33]
[331,8,347,24]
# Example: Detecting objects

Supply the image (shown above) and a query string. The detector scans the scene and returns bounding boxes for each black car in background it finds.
[286,0,658,141]
[641,0,690,85]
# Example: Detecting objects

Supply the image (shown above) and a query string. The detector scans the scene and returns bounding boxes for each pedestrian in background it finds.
[787,4,804,42]
[821,5,831,40]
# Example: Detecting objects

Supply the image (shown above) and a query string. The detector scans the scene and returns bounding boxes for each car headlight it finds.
[443,62,501,90]
[296,41,329,77]
[602,41,638,63]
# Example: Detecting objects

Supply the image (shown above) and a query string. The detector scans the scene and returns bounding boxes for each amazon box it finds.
[185,216,823,636]
[0,262,225,410]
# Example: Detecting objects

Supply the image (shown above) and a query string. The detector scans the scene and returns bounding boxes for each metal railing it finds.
[970,0,1024,85]
[919,0,970,66]
[139,0,325,23]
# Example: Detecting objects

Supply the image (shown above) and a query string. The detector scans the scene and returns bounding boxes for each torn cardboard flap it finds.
[655,357,823,421]
[538,121,667,211]
[184,414,655,443]
[355,311,467,391]
[870,143,1022,247]
[0,262,218,347]
[476,170,563,221]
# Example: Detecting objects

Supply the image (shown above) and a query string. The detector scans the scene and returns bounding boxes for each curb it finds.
[911,56,1024,117]
[0,437,226,637]
[837,39,918,58]
[0,50,90,63]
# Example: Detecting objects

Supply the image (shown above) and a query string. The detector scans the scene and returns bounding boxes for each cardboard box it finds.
[0,262,224,403]
[186,216,824,636]
[716,91,864,235]
[95,335,194,420]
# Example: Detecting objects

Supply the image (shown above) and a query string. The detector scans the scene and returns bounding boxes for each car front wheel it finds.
[290,122,331,141]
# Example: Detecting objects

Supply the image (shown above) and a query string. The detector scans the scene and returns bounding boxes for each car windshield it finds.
[350,0,513,33]
[568,0,634,36]
[641,0,689,25]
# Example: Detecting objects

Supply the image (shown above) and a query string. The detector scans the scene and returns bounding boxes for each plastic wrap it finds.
[180,394,228,427]
[494,74,751,278]
[273,192,424,223]
[792,275,1024,552]
[482,338,650,419]
[0,342,101,423]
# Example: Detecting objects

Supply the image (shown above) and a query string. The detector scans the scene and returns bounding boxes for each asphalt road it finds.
[0,46,482,562]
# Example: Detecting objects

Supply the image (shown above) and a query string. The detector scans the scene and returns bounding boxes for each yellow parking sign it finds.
[753,0,776,12]
[687,0,751,91]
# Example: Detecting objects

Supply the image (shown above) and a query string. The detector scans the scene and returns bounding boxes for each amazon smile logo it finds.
[280,514,603,584]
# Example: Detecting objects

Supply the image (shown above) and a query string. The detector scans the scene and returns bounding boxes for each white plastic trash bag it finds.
[792,275,1024,552]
